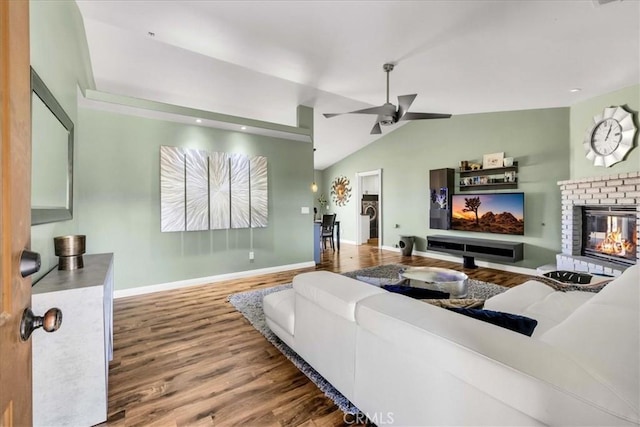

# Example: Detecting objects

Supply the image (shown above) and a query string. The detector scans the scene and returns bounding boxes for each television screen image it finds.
[451,193,524,235]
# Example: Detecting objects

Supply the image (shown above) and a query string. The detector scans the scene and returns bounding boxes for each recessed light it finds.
[570,88,582,93]
[241,126,247,130]
[196,119,202,123]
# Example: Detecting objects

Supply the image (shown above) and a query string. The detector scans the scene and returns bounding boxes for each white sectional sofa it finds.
[263,265,640,426]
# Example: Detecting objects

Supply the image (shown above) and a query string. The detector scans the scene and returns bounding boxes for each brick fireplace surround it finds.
[557,171,640,276]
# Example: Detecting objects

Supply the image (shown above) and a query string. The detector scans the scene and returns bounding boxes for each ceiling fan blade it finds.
[396,94,417,120]
[370,121,382,135]
[323,105,389,119]
[399,112,452,121]
[324,64,449,133]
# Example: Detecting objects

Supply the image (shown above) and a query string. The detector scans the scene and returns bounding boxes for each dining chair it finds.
[320,214,337,251]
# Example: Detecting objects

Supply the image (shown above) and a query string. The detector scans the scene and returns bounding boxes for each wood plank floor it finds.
[103,244,537,426]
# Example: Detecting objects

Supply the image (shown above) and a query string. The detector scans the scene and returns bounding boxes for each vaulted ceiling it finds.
[76,0,640,169]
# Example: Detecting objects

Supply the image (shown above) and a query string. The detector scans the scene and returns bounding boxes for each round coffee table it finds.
[399,267,469,298]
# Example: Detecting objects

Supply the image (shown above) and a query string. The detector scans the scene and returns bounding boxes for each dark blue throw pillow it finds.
[447,308,538,336]
[382,284,450,300]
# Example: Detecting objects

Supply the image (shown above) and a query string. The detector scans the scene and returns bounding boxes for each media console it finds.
[427,235,523,268]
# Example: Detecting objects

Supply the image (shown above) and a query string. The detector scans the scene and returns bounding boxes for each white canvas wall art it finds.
[209,151,230,230]
[230,153,250,229]
[160,146,186,232]
[160,146,268,232]
[250,156,268,228]
[186,149,209,231]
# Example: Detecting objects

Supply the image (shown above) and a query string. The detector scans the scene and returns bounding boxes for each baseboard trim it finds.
[339,239,357,245]
[114,261,316,299]
[380,245,537,276]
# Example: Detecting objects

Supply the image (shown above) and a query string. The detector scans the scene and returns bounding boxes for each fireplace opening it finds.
[582,206,637,266]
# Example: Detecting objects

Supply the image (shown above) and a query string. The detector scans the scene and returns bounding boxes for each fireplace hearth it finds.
[583,206,636,266]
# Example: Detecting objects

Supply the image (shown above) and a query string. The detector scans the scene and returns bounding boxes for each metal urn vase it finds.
[54,235,86,270]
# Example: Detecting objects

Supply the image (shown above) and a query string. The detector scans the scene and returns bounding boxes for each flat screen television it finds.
[451,192,524,235]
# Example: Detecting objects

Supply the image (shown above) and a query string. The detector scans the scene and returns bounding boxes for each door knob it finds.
[20,249,41,277]
[20,307,62,341]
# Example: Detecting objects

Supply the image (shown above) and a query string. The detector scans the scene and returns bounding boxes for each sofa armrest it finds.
[292,271,386,321]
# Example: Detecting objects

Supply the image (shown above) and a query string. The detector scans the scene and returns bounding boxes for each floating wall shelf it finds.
[459,162,518,192]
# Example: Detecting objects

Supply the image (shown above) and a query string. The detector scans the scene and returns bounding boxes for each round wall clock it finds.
[584,106,637,167]
[331,176,352,207]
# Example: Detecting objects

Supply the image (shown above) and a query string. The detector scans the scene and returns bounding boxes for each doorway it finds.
[356,169,382,248]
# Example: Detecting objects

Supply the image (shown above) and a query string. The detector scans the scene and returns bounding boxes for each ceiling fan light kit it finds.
[323,63,452,134]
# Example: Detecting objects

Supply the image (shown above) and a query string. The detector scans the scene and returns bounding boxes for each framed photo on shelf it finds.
[504,171,517,182]
[483,152,504,169]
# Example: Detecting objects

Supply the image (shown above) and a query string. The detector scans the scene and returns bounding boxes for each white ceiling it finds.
[76,0,640,170]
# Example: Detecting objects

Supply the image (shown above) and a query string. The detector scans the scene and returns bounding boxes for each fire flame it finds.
[596,230,636,256]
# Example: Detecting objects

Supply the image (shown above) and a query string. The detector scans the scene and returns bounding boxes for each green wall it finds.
[77,109,314,290]
[30,0,94,280]
[570,84,640,179]
[321,108,570,269]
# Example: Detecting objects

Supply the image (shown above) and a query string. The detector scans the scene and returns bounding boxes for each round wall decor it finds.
[331,176,352,206]
[584,105,637,167]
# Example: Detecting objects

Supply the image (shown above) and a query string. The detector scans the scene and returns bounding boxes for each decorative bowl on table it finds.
[400,267,469,298]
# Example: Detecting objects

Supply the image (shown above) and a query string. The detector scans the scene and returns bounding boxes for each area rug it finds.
[227,264,508,415]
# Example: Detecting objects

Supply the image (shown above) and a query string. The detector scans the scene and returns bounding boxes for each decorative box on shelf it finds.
[459,161,518,192]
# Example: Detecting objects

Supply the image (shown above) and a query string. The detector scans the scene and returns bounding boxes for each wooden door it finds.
[0,1,33,425]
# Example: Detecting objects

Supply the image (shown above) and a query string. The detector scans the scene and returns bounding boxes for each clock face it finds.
[591,118,622,155]
[583,106,637,168]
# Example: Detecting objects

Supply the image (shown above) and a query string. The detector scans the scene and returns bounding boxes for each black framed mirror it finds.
[31,67,74,225]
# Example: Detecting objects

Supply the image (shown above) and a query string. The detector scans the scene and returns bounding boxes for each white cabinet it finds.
[31,253,114,427]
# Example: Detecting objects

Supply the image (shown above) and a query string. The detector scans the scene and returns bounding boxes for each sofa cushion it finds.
[484,280,595,336]
[484,280,556,313]
[539,264,639,420]
[447,308,538,336]
[263,288,295,336]
[293,271,387,321]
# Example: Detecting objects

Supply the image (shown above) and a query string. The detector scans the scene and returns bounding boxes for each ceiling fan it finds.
[323,63,452,135]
